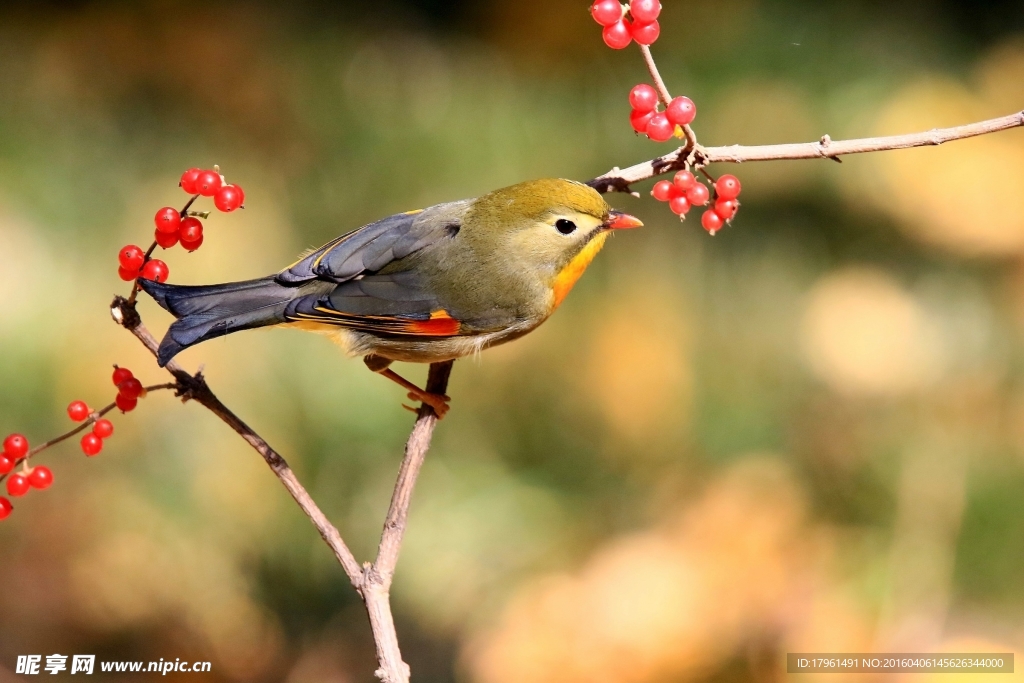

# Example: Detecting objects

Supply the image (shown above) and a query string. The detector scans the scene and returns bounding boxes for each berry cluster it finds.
[0,365,154,521]
[591,0,746,234]
[651,172,743,235]
[591,0,662,49]
[628,84,696,142]
[0,435,51,518]
[5,165,246,523]
[117,166,244,284]
[112,366,144,416]
[118,245,168,283]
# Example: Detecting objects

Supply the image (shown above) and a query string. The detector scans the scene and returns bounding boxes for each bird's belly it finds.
[287,315,546,364]
[360,317,544,363]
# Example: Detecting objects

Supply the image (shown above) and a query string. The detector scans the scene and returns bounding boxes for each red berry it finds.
[673,170,696,191]
[115,394,138,413]
[112,367,134,387]
[118,378,144,401]
[645,112,674,142]
[0,454,13,475]
[630,20,660,45]
[140,259,169,283]
[715,174,742,200]
[195,170,222,197]
[666,96,696,126]
[6,473,29,497]
[628,84,659,113]
[180,168,202,194]
[685,183,710,206]
[81,433,103,457]
[669,195,691,216]
[590,0,622,26]
[93,419,114,439]
[180,234,204,252]
[630,0,661,23]
[714,198,739,220]
[154,207,181,234]
[28,466,53,490]
[651,180,677,202]
[67,401,91,422]
[214,184,244,212]
[179,217,203,243]
[155,228,179,249]
[180,217,204,252]
[3,434,28,459]
[701,209,724,234]
[118,245,145,272]
[602,20,632,49]
[118,266,139,281]
[0,497,11,520]
[630,109,654,134]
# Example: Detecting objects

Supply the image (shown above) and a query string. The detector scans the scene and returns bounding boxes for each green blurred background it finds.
[2,0,1024,680]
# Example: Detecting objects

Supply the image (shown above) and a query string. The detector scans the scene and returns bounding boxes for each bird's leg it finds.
[363,355,451,418]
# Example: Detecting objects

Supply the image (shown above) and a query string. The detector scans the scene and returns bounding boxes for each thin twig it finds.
[0,383,177,484]
[364,361,453,683]
[639,43,671,106]
[588,110,1024,193]
[109,296,449,683]
[109,296,365,588]
[638,43,698,153]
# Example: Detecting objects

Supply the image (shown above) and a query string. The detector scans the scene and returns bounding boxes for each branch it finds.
[110,295,366,588]
[364,361,453,683]
[109,295,449,683]
[587,110,1024,193]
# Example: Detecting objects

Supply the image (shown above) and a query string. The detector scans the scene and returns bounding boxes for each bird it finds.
[140,178,642,417]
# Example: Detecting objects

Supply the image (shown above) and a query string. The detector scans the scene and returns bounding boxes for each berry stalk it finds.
[0,382,177,484]
[638,44,698,151]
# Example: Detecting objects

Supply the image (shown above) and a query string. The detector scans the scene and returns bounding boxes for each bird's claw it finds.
[406,391,451,418]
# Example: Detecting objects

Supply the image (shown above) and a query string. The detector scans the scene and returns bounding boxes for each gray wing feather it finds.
[323,272,439,316]
[276,200,467,284]
[275,200,468,324]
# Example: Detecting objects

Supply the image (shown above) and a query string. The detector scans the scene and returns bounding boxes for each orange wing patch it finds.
[551,231,609,310]
[407,310,461,336]
[289,307,460,337]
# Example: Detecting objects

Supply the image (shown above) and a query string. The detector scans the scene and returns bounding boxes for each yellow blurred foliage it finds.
[583,282,692,442]
[800,267,944,396]
[843,40,1024,256]
[463,458,866,683]
[704,81,820,196]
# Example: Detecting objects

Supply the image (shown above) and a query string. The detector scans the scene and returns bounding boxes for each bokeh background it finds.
[2,0,1024,680]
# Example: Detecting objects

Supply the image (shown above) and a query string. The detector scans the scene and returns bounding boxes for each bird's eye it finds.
[555,219,577,235]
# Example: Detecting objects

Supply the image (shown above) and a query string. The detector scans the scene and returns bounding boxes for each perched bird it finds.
[141,178,642,417]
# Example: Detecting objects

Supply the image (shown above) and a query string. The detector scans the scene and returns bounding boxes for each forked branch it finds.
[110,296,449,683]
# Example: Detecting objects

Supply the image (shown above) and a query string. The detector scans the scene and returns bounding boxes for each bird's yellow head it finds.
[465,178,642,308]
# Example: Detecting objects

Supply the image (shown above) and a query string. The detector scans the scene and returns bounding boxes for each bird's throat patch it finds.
[551,231,609,310]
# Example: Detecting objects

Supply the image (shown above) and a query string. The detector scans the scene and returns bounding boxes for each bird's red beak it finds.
[605,210,644,230]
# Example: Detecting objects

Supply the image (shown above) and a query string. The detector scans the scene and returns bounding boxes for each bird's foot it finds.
[406,390,450,418]
[372,363,451,418]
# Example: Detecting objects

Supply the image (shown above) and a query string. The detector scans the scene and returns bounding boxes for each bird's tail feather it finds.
[138,277,297,366]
